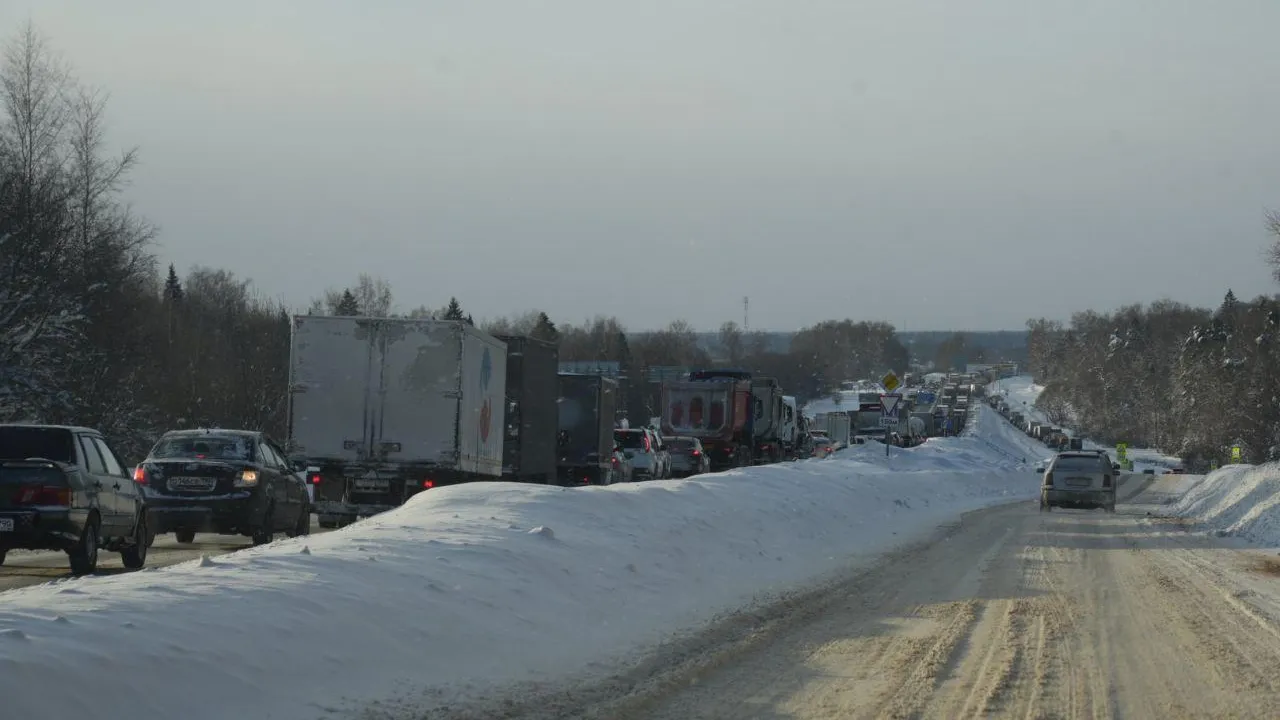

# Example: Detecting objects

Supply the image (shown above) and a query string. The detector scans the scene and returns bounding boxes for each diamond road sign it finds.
[881,372,900,393]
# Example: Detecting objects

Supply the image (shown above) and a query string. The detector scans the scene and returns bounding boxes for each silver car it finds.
[664,436,710,478]
[1040,451,1117,513]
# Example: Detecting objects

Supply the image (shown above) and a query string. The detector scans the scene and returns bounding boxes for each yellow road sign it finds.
[882,372,900,393]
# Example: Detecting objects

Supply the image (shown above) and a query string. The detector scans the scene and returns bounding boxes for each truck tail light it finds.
[307,472,322,485]
[423,479,435,489]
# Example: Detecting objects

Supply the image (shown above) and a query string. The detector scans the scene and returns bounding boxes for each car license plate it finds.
[1067,477,1092,487]
[353,478,389,492]
[168,477,217,492]
[0,518,13,532]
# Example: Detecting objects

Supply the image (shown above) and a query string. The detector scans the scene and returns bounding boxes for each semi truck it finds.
[287,316,507,528]
[556,373,619,485]
[661,370,753,470]
[749,376,785,463]
[495,335,558,484]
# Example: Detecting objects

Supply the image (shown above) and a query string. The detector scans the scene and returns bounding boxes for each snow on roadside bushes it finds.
[0,408,1035,720]
[1170,464,1280,543]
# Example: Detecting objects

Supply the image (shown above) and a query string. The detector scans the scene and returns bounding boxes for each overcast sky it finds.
[5,0,1279,332]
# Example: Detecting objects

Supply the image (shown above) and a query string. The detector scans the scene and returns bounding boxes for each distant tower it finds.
[743,296,749,333]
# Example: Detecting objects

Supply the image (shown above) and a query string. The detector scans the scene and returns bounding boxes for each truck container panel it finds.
[495,335,558,482]
[557,374,617,480]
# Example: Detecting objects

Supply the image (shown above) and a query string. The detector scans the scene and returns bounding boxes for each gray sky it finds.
[6,0,1280,331]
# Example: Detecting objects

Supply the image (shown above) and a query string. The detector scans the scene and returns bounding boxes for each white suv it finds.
[614,429,663,480]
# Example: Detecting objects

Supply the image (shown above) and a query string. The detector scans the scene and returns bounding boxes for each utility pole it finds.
[743,296,749,333]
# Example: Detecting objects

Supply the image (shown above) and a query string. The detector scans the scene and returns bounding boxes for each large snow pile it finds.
[0,406,1036,720]
[1170,464,1280,544]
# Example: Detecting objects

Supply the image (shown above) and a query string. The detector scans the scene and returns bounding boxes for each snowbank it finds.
[1169,464,1280,544]
[0,406,1036,720]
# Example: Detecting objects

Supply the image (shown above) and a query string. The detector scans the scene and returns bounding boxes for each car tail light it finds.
[423,479,435,489]
[611,456,620,467]
[307,471,321,485]
[1044,472,1053,487]
[1103,475,1112,488]
[581,476,590,485]
[133,466,148,484]
[14,485,71,506]
[234,469,259,488]
[692,450,701,457]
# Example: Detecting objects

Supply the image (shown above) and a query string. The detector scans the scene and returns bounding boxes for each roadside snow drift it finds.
[0,406,1036,720]
[1170,465,1280,544]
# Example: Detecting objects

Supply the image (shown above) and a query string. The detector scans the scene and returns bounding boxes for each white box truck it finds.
[287,316,506,527]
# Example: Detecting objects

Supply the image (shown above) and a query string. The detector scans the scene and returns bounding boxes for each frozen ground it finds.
[0,405,1038,720]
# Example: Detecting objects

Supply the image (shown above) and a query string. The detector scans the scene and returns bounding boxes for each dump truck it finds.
[661,369,753,470]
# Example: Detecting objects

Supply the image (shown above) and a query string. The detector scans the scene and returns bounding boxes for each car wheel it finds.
[252,507,275,546]
[121,514,148,570]
[288,507,311,538]
[175,530,196,544]
[68,518,99,576]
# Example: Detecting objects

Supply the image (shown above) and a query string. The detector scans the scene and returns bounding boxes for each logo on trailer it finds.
[479,346,494,443]
[480,398,492,442]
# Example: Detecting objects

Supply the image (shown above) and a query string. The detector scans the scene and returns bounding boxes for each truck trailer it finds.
[288,316,507,528]
[662,370,753,470]
[495,335,558,484]
[556,373,619,485]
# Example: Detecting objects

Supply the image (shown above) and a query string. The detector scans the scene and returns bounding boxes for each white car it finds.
[614,428,664,480]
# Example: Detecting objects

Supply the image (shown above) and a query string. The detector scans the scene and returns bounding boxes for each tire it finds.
[252,506,275,546]
[175,530,196,544]
[287,507,311,538]
[319,519,338,529]
[120,513,148,570]
[68,518,99,576]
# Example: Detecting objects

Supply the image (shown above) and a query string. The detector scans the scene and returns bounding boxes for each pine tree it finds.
[163,264,184,303]
[442,297,465,321]
[335,289,360,316]
[532,312,560,343]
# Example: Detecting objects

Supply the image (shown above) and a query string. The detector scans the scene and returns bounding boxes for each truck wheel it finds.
[175,530,196,544]
[68,518,100,576]
[121,514,148,570]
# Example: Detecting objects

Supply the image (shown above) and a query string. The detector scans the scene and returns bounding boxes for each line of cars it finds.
[0,424,311,575]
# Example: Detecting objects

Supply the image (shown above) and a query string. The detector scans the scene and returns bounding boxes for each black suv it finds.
[137,429,310,545]
[0,424,148,575]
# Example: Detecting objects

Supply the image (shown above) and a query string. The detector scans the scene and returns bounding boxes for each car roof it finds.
[0,423,100,435]
[158,428,261,439]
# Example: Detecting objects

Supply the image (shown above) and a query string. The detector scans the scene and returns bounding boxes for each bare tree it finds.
[1267,210,1280,284]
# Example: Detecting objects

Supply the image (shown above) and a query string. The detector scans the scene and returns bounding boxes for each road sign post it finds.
[880,393,902,457]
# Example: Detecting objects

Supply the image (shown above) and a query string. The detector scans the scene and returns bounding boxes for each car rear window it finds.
[614,431,645,449]
[0,466,65,485]
[151,435,253,461]
[0,427,75,463]
[1053,456,1103,472]
[666,439,696,450]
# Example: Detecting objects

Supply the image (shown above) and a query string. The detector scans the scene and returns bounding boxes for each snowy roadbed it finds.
[0,408,1036,720]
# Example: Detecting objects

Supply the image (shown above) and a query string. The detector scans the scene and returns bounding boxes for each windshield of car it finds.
[0,427,76,463]
[150,435,254,462]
